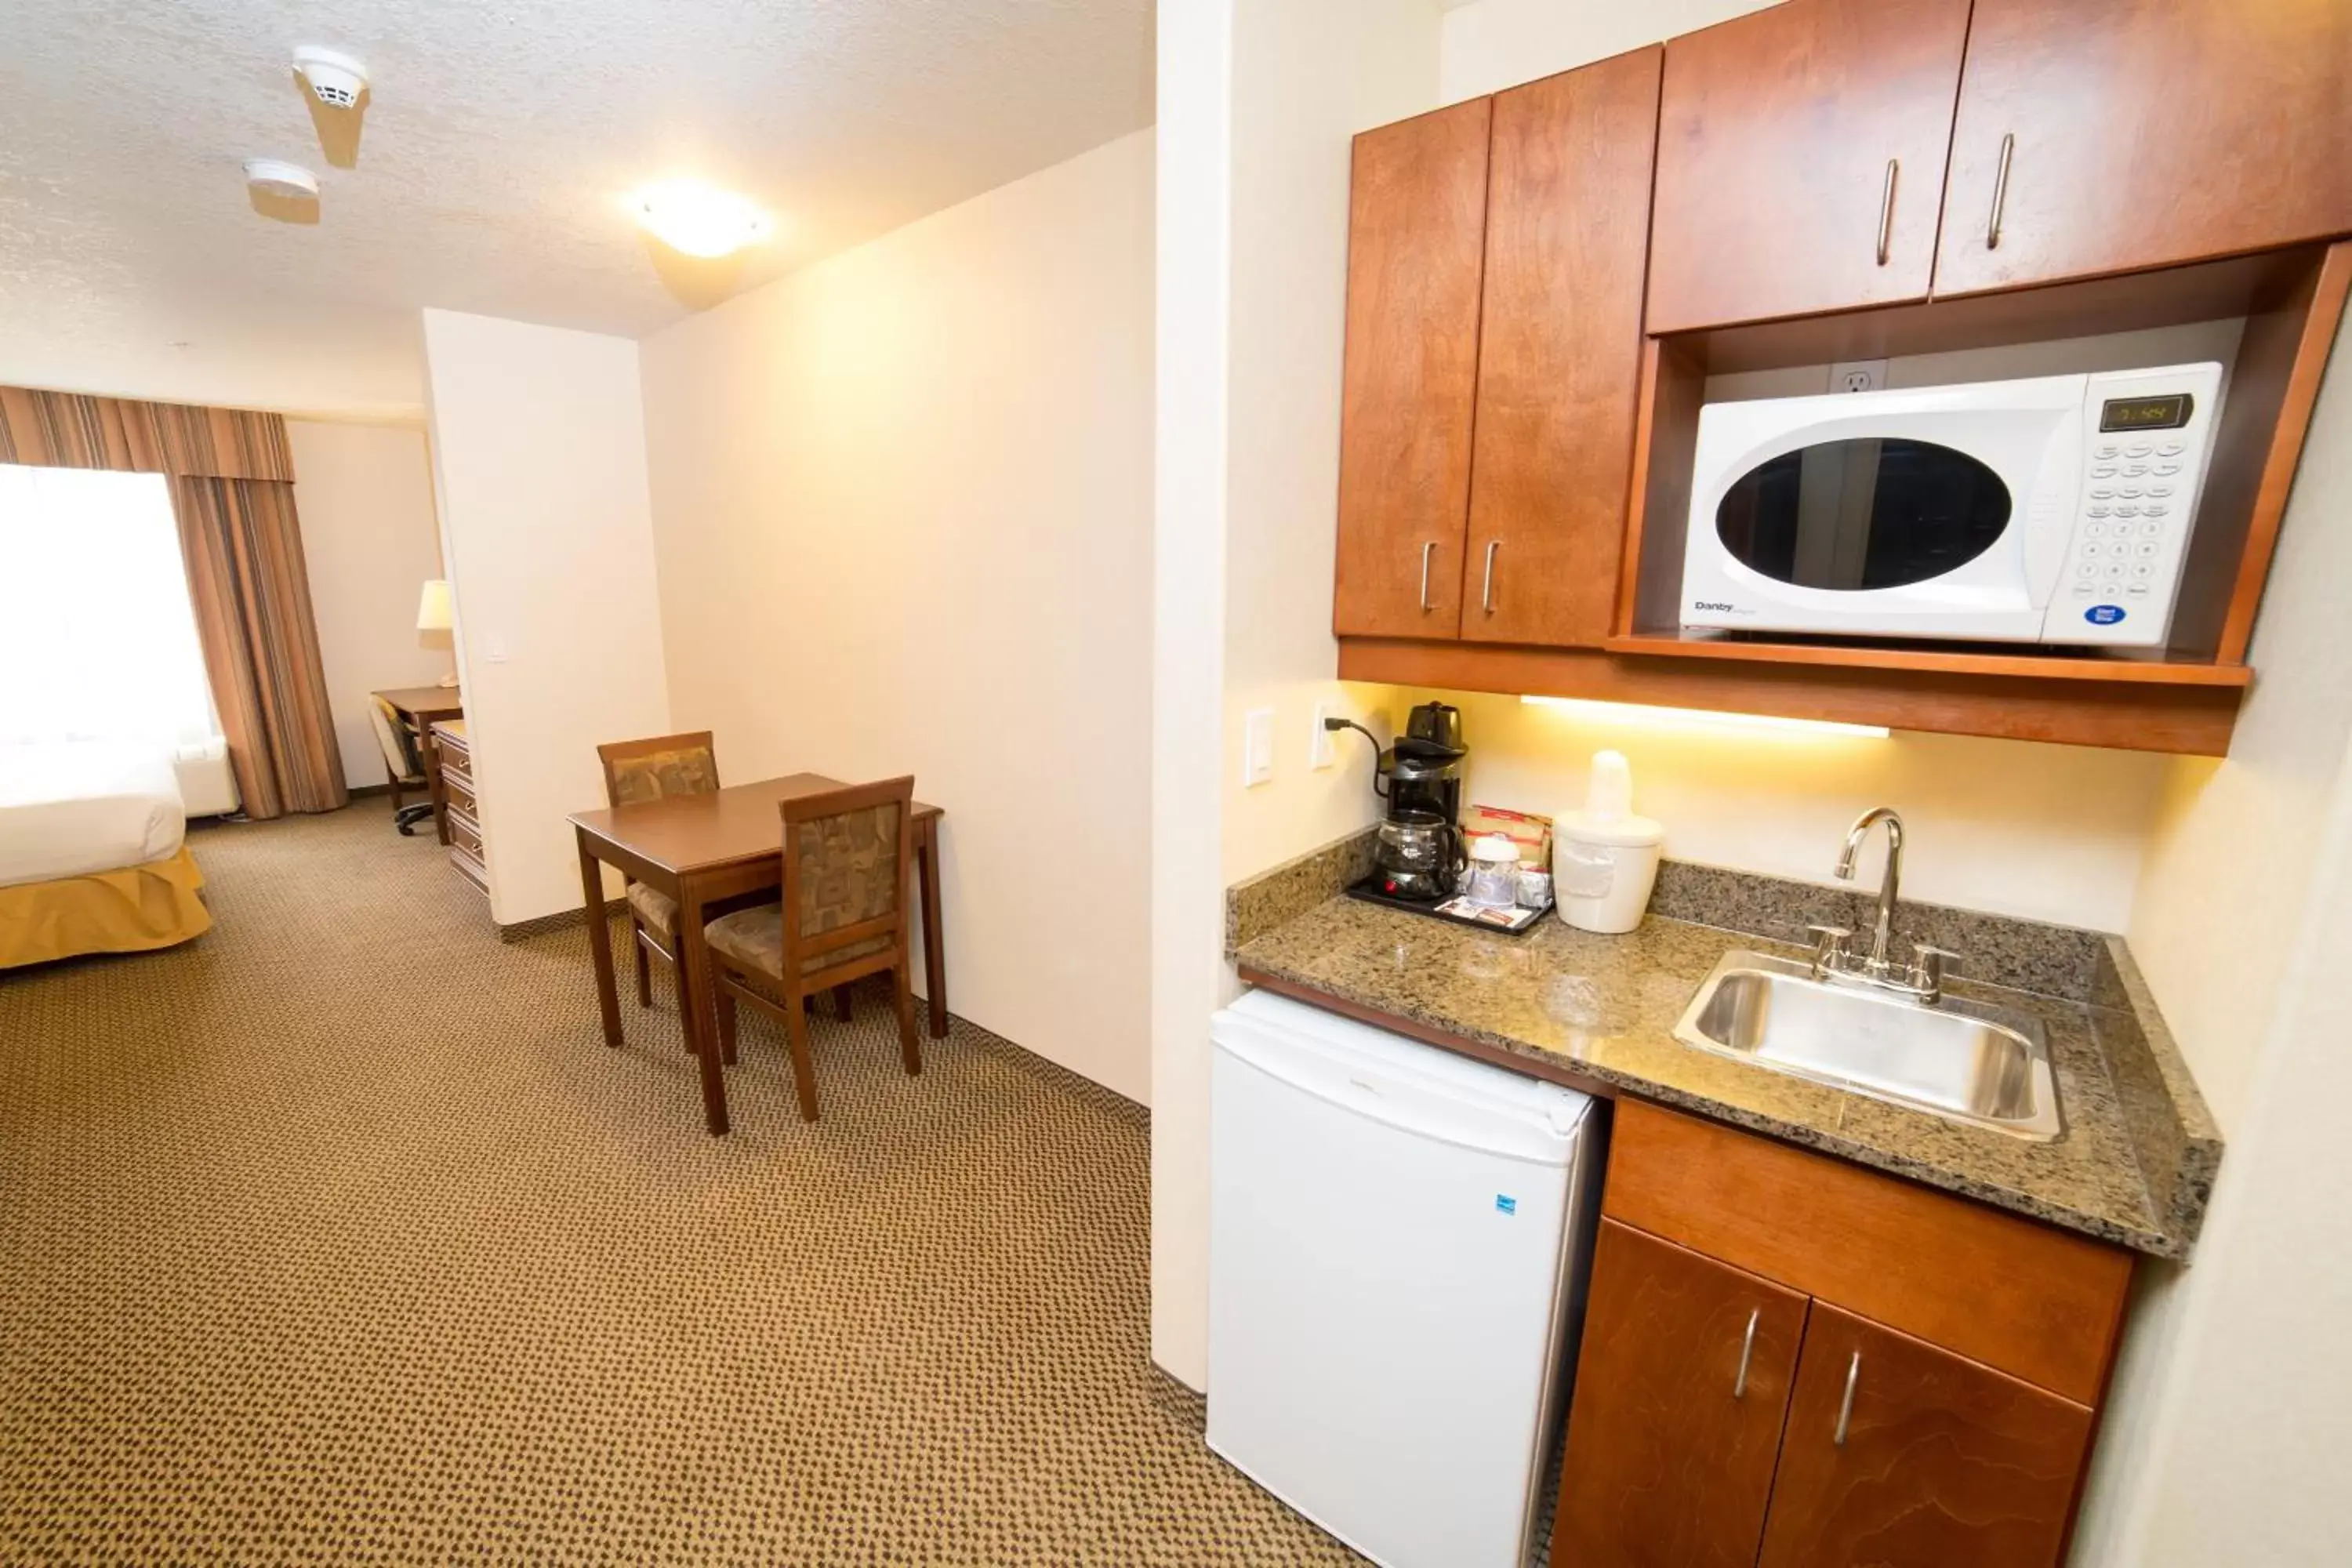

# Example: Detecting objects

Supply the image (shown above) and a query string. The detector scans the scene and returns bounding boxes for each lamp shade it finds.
[416,579,453,633]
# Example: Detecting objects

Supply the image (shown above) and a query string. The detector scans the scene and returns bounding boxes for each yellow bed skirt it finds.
[0,846,212,970]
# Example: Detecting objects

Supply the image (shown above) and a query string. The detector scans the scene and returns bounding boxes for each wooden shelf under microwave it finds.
[1599,634,2256,688]
[1337,637,2249,754]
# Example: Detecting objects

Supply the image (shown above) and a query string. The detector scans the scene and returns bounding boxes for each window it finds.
[0,466,220,749]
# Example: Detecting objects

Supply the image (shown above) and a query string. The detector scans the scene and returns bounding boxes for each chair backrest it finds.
[779,776,916,969]
[598,731,720,807]
[370,695,426,782]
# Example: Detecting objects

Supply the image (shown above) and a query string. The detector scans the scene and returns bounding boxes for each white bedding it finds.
[0,741,188,889]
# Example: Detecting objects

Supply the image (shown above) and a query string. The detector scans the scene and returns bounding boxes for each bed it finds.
[0,741,211,969]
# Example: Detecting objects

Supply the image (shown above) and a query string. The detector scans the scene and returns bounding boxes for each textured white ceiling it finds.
[0,0,1154,419]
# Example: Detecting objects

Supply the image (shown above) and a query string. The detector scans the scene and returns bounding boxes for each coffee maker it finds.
[1327,702,1470,901]
[1383,701,1465,825]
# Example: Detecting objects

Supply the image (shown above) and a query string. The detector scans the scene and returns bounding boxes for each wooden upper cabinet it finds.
[1463,46,1662,648]
[1553,1220,1809,1568]
[1934,0,2352,296]
[1758,1304,2096,1568]
[1332,98,1491,639]
[1646,0,1973,333]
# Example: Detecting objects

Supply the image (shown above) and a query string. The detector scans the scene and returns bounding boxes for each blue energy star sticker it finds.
[2085,604,2126,626]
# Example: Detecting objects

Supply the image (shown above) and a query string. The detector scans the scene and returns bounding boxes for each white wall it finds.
[1152,0,1239,1385]
[289,420,448,789]
[419,309,671,926]
[1151,0,1441,1391]
[2124,321,2352,1133]
[1438,694,2168,931]
[2068,310,2352,1566]
[639,132,1155,1104]
[1439,0,1777,101]
[2122,810,2352,1566]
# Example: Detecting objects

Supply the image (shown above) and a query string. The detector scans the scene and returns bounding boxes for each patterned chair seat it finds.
[705,903,891,980]
[624,882,679,938]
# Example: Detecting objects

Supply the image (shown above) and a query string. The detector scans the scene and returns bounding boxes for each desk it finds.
[568,775,947,1134]
[372,686,463,844]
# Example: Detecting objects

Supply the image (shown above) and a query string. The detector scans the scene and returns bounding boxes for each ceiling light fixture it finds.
[1518,694,1892,739]
[630,180,772,259]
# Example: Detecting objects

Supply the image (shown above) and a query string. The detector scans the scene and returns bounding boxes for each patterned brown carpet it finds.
[0,807,1361,1566]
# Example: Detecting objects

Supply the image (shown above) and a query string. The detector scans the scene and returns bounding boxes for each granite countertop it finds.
[1232,884,2220,1259]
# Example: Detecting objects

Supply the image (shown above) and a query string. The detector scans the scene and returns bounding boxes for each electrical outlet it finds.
[1311,701,1338,768]
[1830,359,1889,395]
[1243,707,1275,787]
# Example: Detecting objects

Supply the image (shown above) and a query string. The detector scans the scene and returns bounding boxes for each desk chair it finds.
[368,695,435,835]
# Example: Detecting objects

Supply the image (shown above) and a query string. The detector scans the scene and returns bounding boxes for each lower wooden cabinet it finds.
[1758,1304,2093,1568]
[1554,1221,1805,1568]
[1554,1102,2129,1568]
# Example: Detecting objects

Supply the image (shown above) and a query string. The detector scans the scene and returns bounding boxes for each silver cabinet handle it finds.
[1875,158,1898,267]
[1833,1350,1860,1446]
[1733,1308,1759,1399]
[1987,132,2015,249]
[1417,541,1436,612]
[1480,540,1501,614]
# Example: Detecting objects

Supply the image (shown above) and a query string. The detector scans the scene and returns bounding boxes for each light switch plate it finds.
[1310,701,1338,768]
[1243,707,1275,787]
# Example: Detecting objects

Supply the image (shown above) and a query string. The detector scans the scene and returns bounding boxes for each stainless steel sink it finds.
[1673,950,2062,1140]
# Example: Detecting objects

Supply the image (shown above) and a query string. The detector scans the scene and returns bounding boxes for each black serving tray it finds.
[1344,874,1549,936]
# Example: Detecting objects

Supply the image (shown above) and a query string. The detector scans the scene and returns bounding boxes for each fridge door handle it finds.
[1214,1025,1577,1163]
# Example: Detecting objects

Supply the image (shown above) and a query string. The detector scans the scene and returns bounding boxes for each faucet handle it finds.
[1806,924,1853,975]
[1909,943,1961,998]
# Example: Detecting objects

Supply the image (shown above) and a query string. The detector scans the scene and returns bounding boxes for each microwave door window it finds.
[1716,439,2013,591]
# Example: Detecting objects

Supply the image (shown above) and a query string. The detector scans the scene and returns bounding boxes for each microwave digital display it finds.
[2099,394,2193,431]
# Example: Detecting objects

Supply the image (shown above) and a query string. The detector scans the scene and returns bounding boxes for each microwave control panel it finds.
[2042,365,2223,648]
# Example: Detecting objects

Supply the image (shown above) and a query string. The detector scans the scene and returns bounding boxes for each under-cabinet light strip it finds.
[1518,694,1892,739]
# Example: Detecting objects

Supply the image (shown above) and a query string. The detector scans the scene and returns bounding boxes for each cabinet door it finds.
[1758,1303,2096,1568]
[1463,46,1661,648]
[1646,0,1973,334]
[1934,0,2352,296]
[1553,1220,1809,1568]
[1332,98,1491,639]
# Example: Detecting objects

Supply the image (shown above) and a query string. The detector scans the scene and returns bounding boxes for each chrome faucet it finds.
[1836,806,1905,974]
[1806,806,1958,1003]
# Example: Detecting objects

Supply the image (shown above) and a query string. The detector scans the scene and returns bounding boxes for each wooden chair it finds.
[702,776,923,1121]
[596,731,723,1011]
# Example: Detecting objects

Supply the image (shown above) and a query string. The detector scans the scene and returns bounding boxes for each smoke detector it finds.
[244,158,320,201]
[294,46,368,108]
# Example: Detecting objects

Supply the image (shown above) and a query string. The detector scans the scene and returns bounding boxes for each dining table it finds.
[568,774,946,1134]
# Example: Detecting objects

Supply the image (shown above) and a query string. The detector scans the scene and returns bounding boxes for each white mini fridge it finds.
[1207,989,1603,1568]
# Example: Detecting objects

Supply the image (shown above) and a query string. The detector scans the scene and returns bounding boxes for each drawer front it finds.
[441,769,477,822]
[1603,1100,2131,1404]
[438,753,474,795]
[448,844,488,893]
[448,810,484,862]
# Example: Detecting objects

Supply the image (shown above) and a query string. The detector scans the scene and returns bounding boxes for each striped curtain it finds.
[0,387,294,481]
[0,386,346,819]
[170,477,348,818]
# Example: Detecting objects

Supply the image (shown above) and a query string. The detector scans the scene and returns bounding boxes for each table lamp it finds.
[416,579,459,688]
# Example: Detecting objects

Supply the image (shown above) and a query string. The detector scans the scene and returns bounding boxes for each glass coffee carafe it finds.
[1375,810,1465,902]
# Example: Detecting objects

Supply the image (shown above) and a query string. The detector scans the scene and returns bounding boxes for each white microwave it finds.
[1679,363,2224,648]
